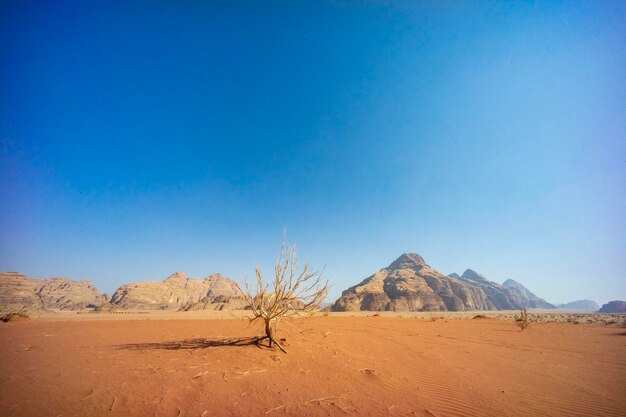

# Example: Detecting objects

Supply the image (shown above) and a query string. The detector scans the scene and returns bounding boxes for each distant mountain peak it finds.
[502,278,521,286]
[599,300,626,313]
[557,300,599,311]
[502,278,555,309]
[388,253,426,269]
[461,269,488,282]
[163,272,188,285]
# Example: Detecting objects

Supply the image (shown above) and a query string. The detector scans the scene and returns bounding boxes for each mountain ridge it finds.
[556,300,599,311]
[332,253,554,312]
[109,272,246,311]
[0,272,107,313]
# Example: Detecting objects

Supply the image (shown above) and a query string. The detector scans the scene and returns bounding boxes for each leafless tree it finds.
[237,243,328,353]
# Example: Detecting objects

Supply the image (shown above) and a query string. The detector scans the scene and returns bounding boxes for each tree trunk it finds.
[263,317,287,353]
[265,319,273,347]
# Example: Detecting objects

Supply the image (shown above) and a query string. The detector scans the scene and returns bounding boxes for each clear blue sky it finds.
[1,1,624,305]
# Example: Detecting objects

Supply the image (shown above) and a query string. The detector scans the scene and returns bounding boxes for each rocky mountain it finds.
[598,300,626,313]
[456,269,523,309]
[0,272,107,313]
[332,254,555,312]
[0,272,42,312]
[556,300,599,311]
[452,271,555,309]
[333,254,521,312]
[502,279,555,309]
[35,278,107,310]
[109,272,246,311]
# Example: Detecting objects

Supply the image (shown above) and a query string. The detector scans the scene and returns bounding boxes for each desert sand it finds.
[1,313,625,417]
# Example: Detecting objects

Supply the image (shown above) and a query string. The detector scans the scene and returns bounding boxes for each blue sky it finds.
[1,1,624,305]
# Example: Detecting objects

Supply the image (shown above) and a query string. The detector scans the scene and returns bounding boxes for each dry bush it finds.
[237,243,328,353]
[515,308,530,331]
[1,309,30,323]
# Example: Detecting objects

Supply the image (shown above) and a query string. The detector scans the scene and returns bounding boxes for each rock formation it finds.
[456,269,522,310]
[0,272,42,312]
[502,279,555,309]
[332,254,522,312]
[109,272,246,311]
[598,300,626,313]
[35,278,107,310]
[332,254,555,312]
[556,300,599,311]
[0,272,107,312]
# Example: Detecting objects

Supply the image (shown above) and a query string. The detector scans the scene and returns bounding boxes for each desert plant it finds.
[0,306,30,323]
[237,243,328,353]
[515,308,530,331]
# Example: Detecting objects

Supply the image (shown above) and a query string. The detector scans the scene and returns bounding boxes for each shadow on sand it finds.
[116,336,264,351]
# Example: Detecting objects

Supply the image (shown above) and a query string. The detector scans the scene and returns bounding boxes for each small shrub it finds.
[1,312,30,323]
[237,241,328,354]
[514,308,530,331]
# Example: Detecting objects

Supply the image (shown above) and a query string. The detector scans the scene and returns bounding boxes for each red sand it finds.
[1,316,625,416]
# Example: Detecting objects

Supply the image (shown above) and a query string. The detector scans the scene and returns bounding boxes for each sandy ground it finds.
[1,314,625,417]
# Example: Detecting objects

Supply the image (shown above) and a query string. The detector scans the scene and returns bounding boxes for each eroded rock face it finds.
[333,253,512,311]
[501,278,555,309]
[332,254,556,312]
[0,272,107,312]
[599,300,626,313]
[35,278,107,310]
[457,269,520,310]
[0,272,42,312]
[110,272,246,311]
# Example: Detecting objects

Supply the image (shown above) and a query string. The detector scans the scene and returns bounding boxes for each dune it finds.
[0,312,624,416]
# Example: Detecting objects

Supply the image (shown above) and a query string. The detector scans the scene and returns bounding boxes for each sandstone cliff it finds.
[0,272,42,312]
[35,278,107,310]
[0,272,107,312]
[109,272,246,311]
